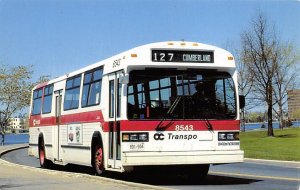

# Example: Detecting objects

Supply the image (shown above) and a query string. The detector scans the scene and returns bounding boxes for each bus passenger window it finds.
[64,75,82,110]
[32,88,43,115]
[82,67,103,107]
[42,85,53,114]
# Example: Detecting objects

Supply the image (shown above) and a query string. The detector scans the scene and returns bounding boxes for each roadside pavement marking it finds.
[210,171,299,182]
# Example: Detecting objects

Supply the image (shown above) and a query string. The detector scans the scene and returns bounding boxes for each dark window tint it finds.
[81,68,103,107]
[42,84,53,114]
[32,88,43,115]
[64,75,81,110]
[127,70,237,120]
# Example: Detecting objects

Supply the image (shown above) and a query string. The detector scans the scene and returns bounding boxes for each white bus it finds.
[29,41,244,177]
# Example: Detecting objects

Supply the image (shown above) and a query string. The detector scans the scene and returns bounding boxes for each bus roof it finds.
[33,41,235,90]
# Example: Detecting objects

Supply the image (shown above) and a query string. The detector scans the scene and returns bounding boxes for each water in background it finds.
[0,133,29,145]
[243,121,300,131]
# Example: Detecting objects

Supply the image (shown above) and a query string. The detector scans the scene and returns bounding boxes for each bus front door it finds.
[54,90,62,162]
[107,71,122,170]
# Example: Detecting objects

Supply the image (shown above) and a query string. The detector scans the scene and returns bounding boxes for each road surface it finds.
[2,148,299,190]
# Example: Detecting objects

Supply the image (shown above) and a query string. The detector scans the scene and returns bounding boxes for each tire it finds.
[38,138,52,169]
[93,143,105,175]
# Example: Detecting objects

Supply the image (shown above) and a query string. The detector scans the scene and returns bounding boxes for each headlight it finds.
[218,133,226,140]
[227,133,234,140]
[138,133,148,141]
[122,133,149,142]
[130,134,138,141]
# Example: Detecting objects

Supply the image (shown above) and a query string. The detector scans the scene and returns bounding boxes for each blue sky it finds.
[0,0,299,82]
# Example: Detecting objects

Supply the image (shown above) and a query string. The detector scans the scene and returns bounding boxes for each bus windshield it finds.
[127,69,236,120]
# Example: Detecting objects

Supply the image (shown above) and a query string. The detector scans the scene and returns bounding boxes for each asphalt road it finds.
[2,148,299,190]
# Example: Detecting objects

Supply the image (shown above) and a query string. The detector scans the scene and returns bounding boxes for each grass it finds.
[240,127,300,161]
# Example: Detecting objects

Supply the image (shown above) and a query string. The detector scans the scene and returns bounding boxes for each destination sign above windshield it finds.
[151,50,214,63]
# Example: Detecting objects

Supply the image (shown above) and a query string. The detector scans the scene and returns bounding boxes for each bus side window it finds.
[32,88,43,115]
[42,85,53,114]
[64,75,82,110]
[82,67,103,107]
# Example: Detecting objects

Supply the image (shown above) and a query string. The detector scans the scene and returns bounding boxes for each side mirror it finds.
[119,74,129,84]
[239,95,245,109]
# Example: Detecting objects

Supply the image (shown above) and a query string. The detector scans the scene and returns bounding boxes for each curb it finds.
[0,145,169,190]
[245,158,300,168]
[0,144,29,157]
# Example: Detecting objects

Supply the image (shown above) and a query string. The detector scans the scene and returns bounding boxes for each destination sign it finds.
[152,50,214,63]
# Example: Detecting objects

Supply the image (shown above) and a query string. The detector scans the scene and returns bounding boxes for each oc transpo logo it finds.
[154,133,164,141]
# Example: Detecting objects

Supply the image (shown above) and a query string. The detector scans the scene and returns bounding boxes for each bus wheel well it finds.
[91,131,103,167]
[91,131,105,175]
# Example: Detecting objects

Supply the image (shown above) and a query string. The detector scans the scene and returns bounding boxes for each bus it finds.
[29,41,244,177]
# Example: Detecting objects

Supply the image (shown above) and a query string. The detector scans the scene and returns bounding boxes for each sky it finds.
[0,0,300,82]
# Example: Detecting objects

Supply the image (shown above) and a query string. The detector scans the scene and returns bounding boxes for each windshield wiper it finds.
[155,96,182,131]
[155,95,214,132]
[198,108,214,131]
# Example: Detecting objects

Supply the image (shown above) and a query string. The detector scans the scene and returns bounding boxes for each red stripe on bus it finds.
[30,115,56,127]
[120,120,240,131]
[29,111,104,127]
[30,111,239,131]
[60,111,104,124]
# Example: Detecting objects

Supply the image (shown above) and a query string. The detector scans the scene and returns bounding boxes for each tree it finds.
[0,65,33,145]
[234,46,255,131]
[241,13,281,136]
[36,75,51,84]
[272,44,300,128]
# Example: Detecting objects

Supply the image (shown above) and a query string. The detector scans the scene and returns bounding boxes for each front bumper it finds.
[122,150,244,166]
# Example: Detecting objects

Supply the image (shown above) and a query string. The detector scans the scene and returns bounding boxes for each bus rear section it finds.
[119,69,243,174]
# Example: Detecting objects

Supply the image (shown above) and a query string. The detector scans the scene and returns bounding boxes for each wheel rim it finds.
[95,147,103,173]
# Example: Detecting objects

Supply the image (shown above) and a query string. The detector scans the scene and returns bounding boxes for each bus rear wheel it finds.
[93,144,105,175]
[38,138,52,168]
[39,145,45,167]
